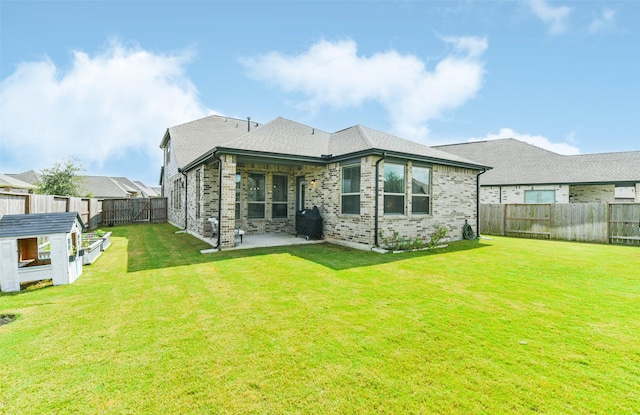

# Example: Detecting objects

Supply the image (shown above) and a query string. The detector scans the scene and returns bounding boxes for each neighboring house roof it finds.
[133,181,161,197]
[80,176,160,198]
[435,138,640,186]
[7,170,41,185]
[164,115,489,171]
[81,176,131,198]
[0,174,37,191]
[0,212,85,238]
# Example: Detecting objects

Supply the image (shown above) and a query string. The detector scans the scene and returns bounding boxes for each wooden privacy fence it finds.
[480,203,640,245]
[0,192,102,229]
[101,198,167,225]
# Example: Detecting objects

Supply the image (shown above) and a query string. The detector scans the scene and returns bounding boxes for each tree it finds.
[37,158,85,197]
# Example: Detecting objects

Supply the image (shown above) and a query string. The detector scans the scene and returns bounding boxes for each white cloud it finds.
[527,0,572,35]
[588,9,616,34]
[241,37,487,141]
[0,39,212,178]
[470,128,581,155]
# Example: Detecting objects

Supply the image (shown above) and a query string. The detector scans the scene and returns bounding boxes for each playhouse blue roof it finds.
[0,212,85,238]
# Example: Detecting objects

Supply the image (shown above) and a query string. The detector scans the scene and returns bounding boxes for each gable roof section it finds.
[7,170,41,185]
[163,115,262,169]
[0,174,37,191]
[336,125,488,167]
[0,212,85,238]
[81,176,131,198]
[173,116,489,172]
[222,117,331,158]
[435,138,640,185]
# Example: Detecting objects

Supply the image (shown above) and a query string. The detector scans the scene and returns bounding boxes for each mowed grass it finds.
[1,223,639,414]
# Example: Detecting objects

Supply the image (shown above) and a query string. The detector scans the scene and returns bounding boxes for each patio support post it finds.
[218,154,238,249]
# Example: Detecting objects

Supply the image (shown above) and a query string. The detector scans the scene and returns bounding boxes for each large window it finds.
[525,190,556,203]
[341,164,361,214]
[384,163,405,214]
[412,166,431,214]
[173,178,182,209]
[235,173,241,220]
[272,175,288,218]
[195,169,201,219]
[248,173,266,218]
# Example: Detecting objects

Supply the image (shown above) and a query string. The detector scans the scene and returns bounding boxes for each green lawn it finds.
[1,223,639,414]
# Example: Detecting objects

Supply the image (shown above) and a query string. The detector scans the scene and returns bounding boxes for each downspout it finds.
[212,151,222,249]
[374,152,387,247]
[476,169,487,239]
[178,168,188,231]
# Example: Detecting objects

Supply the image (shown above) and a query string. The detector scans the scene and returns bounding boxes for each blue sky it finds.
[1,0,638,186]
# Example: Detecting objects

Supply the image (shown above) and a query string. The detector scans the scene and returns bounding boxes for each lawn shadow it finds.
[117,223,489,273]
[0,279,55,297]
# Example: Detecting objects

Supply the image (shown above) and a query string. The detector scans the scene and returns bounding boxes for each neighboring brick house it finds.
[435,139,640,204]
[160,115,489,250]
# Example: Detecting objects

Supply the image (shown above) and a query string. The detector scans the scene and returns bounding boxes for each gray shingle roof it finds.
[0,212,85,238]
[223,117,331,157]
[164,115,261,168]
[80,176,130,198]
[435,138,640,185]
[168,115,488,171]
[0,174,36,190]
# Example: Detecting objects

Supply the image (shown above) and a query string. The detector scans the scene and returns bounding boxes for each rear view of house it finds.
[160,115,490,250]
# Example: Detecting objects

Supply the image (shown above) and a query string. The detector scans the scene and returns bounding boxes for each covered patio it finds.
[198,232,324,253]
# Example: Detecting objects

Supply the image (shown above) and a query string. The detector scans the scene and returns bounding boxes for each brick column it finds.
[219,154,237,249]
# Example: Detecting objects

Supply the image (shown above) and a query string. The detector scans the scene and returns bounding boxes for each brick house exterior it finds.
[436,139,640,204]
[160,115,489,250]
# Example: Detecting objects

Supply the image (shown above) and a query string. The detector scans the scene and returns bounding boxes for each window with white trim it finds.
[384,163,405,214]
[524,190,555,203]
[272,175,288,218]
[195,169,201,219]
[412,166,431,214]
[235,173,241,220]
[248,173,266,218]
[341,164,361,214]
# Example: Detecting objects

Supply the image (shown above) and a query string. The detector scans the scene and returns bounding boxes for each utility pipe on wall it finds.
[476,169,487,238]
[374,152,387,247]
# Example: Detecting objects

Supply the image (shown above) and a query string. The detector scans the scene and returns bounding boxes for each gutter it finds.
[476,169,487,238]
[182,147,489,173]
[374,152,387,247]
[212,151,222,249]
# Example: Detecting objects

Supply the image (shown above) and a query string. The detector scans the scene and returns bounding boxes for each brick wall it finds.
[172,155,481,250]
[480,184,570,204]
[569,184,616,203]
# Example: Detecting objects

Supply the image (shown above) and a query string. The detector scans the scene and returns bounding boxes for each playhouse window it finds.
[17,237,52,267]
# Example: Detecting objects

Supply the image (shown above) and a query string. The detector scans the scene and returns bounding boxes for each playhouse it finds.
[0,212,86,292]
